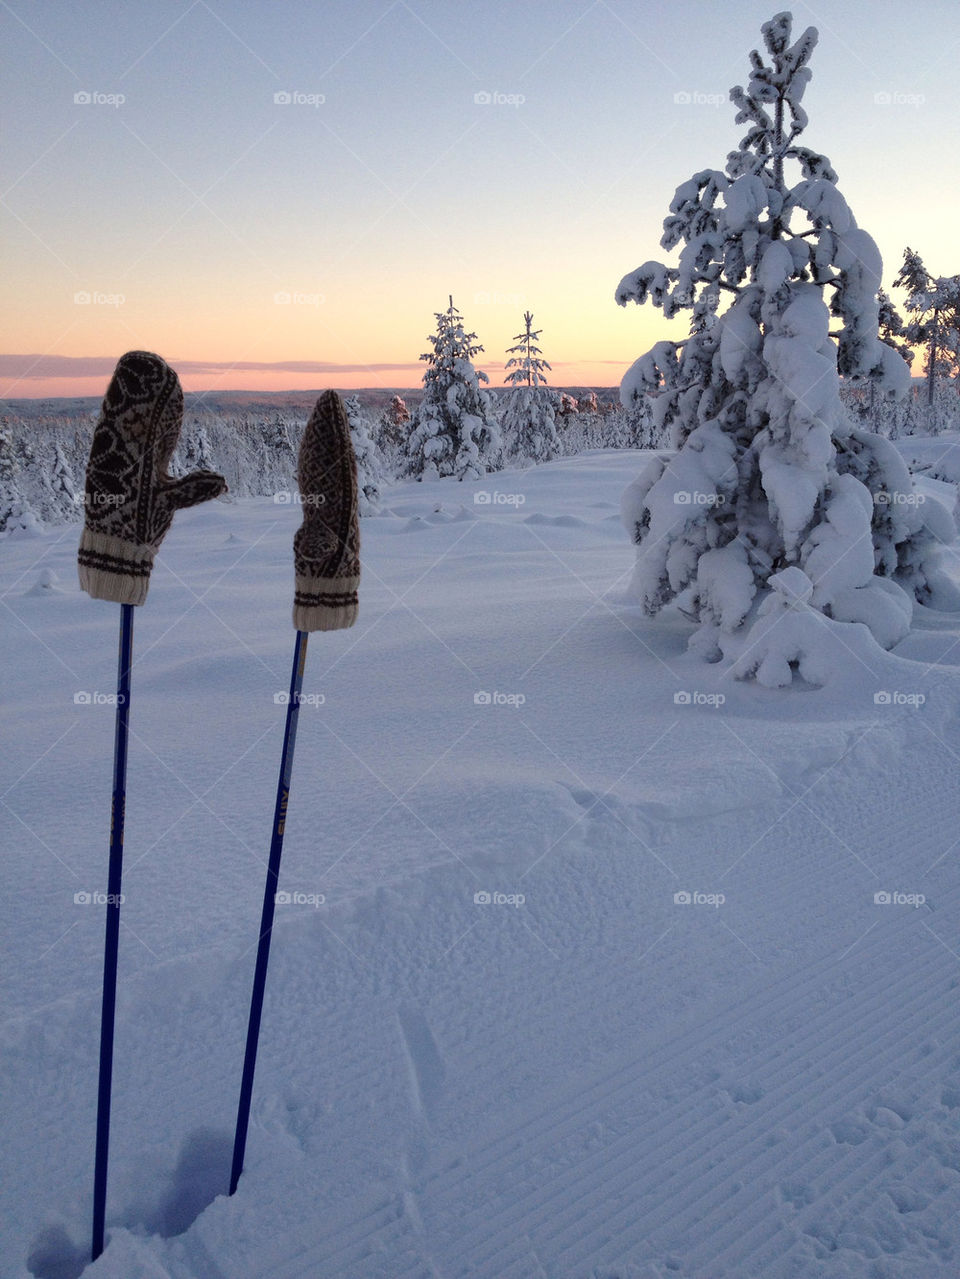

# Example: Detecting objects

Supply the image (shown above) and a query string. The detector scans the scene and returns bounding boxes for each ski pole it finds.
[77,351,228,1261]
[230,629,308,1195]
[229,389,360,1195]
[91,602,133,1261]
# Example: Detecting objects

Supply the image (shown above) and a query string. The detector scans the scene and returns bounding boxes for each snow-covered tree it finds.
[616,10,935,685]
[504,311,552,388]
[344,394,383,514]
[0,417,36,535]
[894,248,960,406]
[501,387,560,463]
[265,410,295,458]
[877,289,914,368]
[607,401,659,449]
[373,394,411,468]
[833,429,959,609]
[181,416,214,473]
[845,290,915,421]
[48,441,79,519]
[502,312,560,462]
[404,297,501,480]
[388,393,410,425]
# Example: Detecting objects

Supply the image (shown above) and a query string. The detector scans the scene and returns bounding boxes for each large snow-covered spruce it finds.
[615,11,941,685]
[404,297,501,481]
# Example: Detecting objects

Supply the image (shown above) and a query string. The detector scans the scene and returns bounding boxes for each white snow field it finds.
[3,448,960,1279]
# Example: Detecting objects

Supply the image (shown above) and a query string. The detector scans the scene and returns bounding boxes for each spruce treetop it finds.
[505,312,552,388]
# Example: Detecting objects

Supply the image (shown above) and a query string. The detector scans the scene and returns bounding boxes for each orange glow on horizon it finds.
[3,361,637,402]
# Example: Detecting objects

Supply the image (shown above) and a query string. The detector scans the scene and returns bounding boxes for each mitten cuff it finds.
[293,571,360,632]
[78,528,154,606]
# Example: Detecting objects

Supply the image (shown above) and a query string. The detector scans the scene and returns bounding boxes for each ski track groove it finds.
[567,1010,955,1274]
[254,887,958,1278]
[61,717,959,1278]
[450,948,957,1277]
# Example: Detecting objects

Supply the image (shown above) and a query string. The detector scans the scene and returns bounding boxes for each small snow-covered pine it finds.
[343,394,383,515]
[894,248,960,407]
[377,394,411,453]
[502,312,560,463]
[404,297,501,481]
[615,10,925,685]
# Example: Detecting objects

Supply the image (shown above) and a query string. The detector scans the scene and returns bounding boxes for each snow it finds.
[4,450,960,1277]
[794,178,853,235]
[696,541,756,632]
[718,292,762,384]
[721,174,767,235]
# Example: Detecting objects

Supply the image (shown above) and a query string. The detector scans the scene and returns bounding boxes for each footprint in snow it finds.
[26,1225,88,1279]
[779,1181,815,1209]
[830,1115,871,1145]
[725,1080,765,1105]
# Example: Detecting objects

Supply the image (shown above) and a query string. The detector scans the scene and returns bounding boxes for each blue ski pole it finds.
[92,602,134,1261]
[229,389,360,1196]
[77,351,228,1262]
[228,383,360,1192]
[230,629,309,1195]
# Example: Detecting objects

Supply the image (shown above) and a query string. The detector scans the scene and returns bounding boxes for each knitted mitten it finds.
[78,351,227,605]
[292,390,360,631]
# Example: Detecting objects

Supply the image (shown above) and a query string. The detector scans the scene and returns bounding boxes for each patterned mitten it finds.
[292,391,360,631]
[78,351,227,605]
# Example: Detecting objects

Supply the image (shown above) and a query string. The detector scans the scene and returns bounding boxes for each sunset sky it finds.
[2,0,958,399]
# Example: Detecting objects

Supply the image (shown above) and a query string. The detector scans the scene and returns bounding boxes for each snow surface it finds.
[3,450,960,1278]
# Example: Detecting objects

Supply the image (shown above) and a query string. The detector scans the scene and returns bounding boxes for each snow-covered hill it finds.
[3,451,960,1278]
